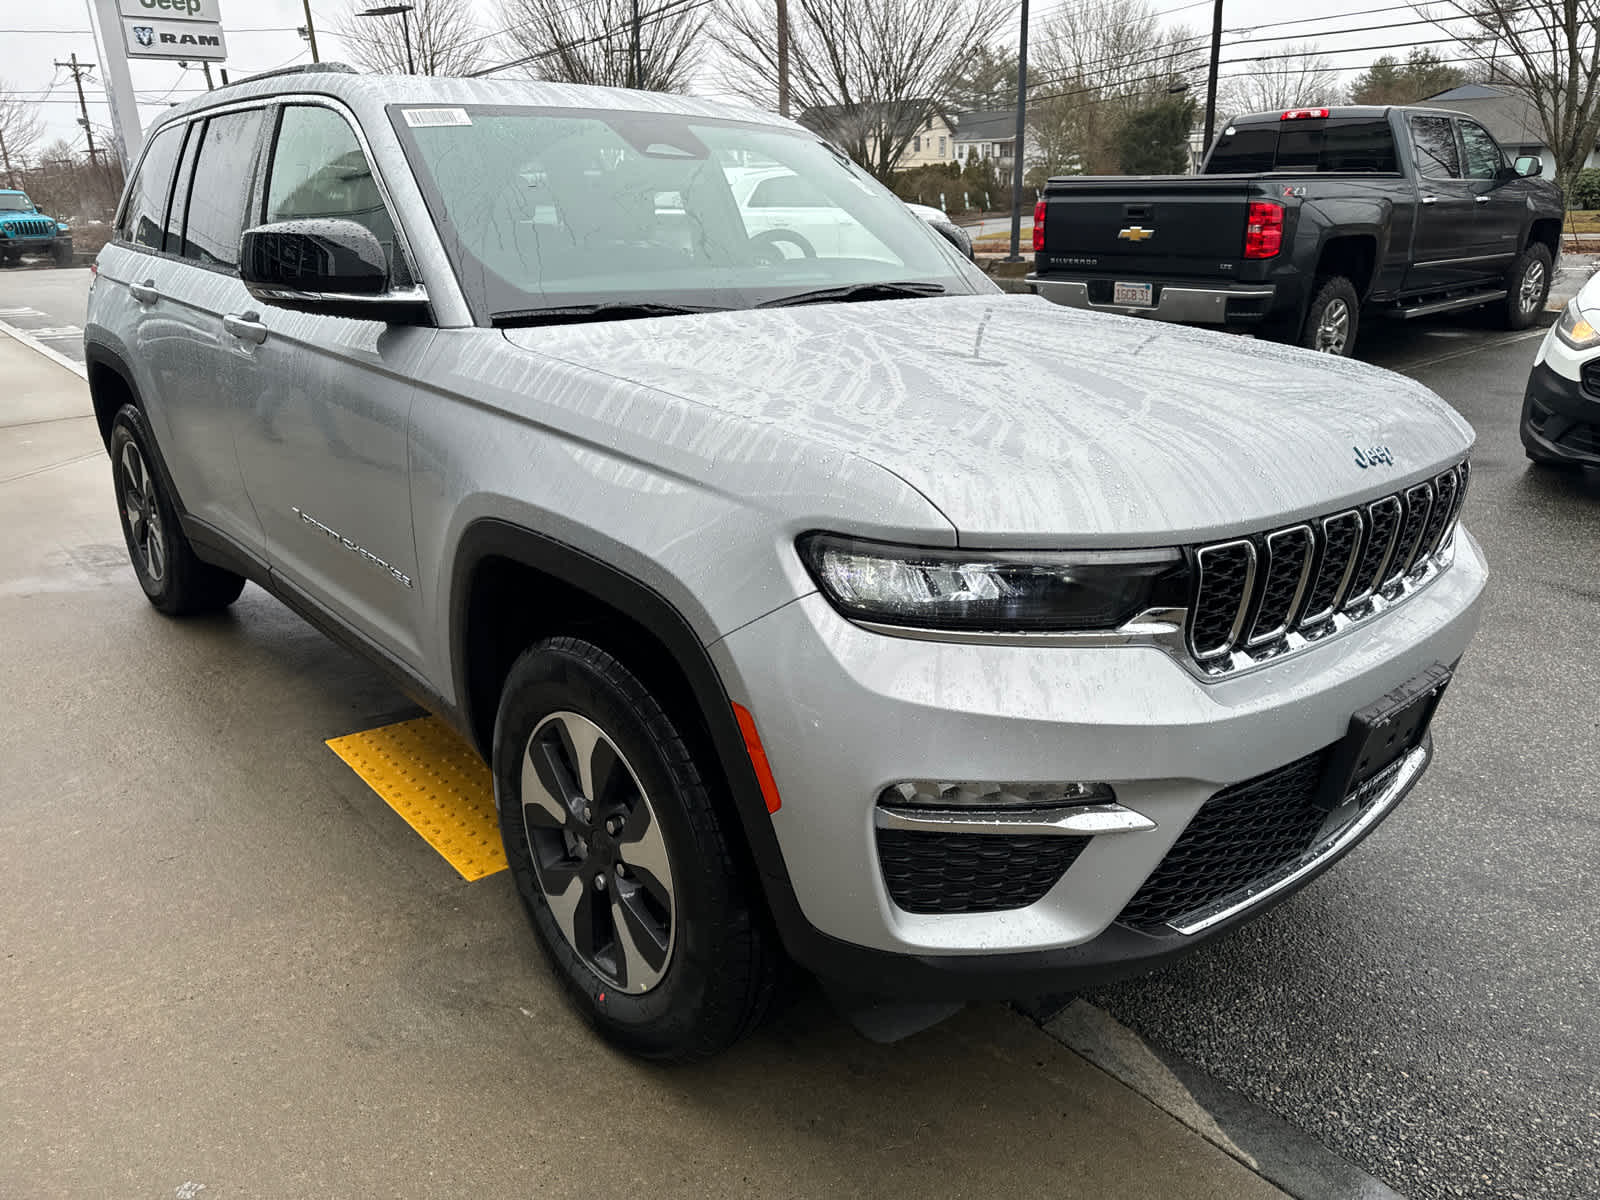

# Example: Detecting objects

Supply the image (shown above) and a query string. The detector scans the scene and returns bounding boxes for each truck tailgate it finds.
[1041,176,1256,273]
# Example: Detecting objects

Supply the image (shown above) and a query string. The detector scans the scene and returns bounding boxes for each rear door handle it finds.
[1420,195,1438,205]
[1474,194,1490,204]
[223,311,268,345]
[130,279,159,304]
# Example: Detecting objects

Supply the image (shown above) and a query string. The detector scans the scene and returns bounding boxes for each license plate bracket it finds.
[1113,281,1154,307]
[1318,663,1452,812]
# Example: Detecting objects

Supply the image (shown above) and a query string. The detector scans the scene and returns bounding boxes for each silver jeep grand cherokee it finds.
[85,66,1486,1061]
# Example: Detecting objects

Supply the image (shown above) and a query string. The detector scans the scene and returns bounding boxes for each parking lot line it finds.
[326,716,507,881]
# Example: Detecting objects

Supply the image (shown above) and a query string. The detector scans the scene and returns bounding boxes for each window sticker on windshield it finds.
[403,107,472,128]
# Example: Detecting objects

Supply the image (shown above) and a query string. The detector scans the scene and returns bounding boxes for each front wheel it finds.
[1501,243,1552,330]
[1299,275,1361,356]
[494,636,782,1061]
[51,240,73,267]
[108,405,246,615]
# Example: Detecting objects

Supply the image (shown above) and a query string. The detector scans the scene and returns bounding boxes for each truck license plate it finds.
[1113,281,1154,307]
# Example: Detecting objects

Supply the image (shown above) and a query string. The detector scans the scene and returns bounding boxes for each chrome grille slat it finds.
[1299,510,1362,627]
[1344,496,1402,608]
[1184,461,1468,676]
[1386,483,1434,587]
[1190,540,1256,660]
[1247,525,1313,646]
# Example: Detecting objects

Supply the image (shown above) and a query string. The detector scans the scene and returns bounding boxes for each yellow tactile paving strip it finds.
[326,716,507,881]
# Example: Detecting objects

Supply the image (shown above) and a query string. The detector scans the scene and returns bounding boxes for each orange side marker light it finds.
[732,702,782,814]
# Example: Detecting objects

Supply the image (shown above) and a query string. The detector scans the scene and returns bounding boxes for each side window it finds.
[1411,116,1461,179]
[748,173,830,208]
[181,109,267,271]
[163,122,203,255]
[1459,120,1504,180]
[265,105,401,271]
[117,123,184,250]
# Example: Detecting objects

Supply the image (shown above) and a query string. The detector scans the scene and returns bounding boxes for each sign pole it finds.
[85,0,143,173]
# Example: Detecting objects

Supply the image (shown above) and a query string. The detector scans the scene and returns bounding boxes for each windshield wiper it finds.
[757,281,946,309]
[492,302,728,327]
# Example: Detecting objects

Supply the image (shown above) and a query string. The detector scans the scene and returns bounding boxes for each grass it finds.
[1565,210,1600,234]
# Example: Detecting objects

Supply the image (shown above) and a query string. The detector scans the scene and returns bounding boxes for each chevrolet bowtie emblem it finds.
[1118,225,1155,242]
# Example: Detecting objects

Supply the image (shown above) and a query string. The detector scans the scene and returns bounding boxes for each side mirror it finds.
[1514,155,1543,178]
[240,218,430,323]
[907,204,975,260]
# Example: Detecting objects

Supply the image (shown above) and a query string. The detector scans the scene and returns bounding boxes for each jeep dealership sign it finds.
[120,0,227,61]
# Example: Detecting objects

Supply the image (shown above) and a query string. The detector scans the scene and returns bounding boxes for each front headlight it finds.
[1556,299,1600,349]
[799,533,1189,633]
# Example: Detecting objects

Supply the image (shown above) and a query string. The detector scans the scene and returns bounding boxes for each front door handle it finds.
[130,279,159,304]
[1420,195,1438,205]
[1475,194,1490,204]
[223,311,268,345]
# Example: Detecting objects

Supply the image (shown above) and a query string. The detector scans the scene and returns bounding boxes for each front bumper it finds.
[1522,359,1600,467]
[1029,275,1278,325]
[714,531,1487,997]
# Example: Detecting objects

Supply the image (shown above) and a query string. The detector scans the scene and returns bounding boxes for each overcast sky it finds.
[1,0,1474,157]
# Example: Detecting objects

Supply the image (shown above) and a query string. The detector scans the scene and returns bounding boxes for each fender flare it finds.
[447,518,808,937]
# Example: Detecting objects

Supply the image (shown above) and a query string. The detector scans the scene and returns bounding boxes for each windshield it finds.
[0,194,34,212]
[389,105,978,321]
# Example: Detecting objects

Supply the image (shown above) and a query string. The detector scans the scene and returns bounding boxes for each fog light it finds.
[879,780,1114,809]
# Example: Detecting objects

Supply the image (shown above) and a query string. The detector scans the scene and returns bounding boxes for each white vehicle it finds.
[1523,271,1600,469]
[728,165,898,263]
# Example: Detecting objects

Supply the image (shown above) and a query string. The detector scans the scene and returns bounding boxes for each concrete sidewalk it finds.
[0,329,1285,1198]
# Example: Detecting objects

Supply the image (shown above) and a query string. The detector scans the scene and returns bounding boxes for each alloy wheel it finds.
[1315,298,1350,353]
[120,441,167,583]
[520,710,675,994]
[1520,260,1547,314]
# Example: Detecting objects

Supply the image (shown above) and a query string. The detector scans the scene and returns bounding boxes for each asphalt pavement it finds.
[1081,307,1600,1200]
[0,265,91,366]
[3,265,1597,1199]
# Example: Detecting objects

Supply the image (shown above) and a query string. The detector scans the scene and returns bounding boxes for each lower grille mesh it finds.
[878,828,1089,914]
[1117,751,1332,931]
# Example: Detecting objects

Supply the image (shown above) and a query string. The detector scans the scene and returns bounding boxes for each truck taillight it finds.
[1244,201,1284,259]
[1032,198,1046,252]
[1280,108,1329,120]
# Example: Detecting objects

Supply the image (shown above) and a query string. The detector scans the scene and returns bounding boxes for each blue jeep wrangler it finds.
[0,189,72,266]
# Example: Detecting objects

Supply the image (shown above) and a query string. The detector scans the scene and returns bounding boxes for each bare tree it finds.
[718,0,1010,178]
[333,0,487,76]
[1418,0,1600,191]
[493,0,706,91]
[0,79,45,184]
[1217,43,1343,119]
[1029,0,1206,176]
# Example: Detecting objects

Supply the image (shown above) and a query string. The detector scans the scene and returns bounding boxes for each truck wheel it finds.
[52,240,73,267]
[1501,243,1552,330]
[1300,276,1360,356]
[108,405,247,615]
[493,636,782,1062]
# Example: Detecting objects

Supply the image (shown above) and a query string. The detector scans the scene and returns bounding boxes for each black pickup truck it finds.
[1029,105,1564,355]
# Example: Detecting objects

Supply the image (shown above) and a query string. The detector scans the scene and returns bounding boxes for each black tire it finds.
[1501,243,1552,330]
[494,636,781,1062]
[52,240,73,267]
[108,404,246,615]
[1298,275,1361,356]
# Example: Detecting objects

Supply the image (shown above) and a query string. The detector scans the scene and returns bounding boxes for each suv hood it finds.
[505,293,1474,545]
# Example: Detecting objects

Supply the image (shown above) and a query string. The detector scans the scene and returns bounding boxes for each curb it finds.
[1020,999,1407,1200]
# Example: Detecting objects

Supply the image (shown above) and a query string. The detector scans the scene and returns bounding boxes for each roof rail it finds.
[233,62,358,86]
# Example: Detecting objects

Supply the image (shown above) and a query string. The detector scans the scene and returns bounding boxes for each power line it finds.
[468,0,713,78]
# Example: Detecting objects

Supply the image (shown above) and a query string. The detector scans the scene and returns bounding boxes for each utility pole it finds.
[1202,0,1223,153]
[57,52,100,167]
[202,62,215,90]
[776,0,789,117]
[301,0,321,63]
[631,0,643,88]
[1004,0,1029,262]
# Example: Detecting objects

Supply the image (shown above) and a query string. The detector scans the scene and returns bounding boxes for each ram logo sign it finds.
[119,15,228,60]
